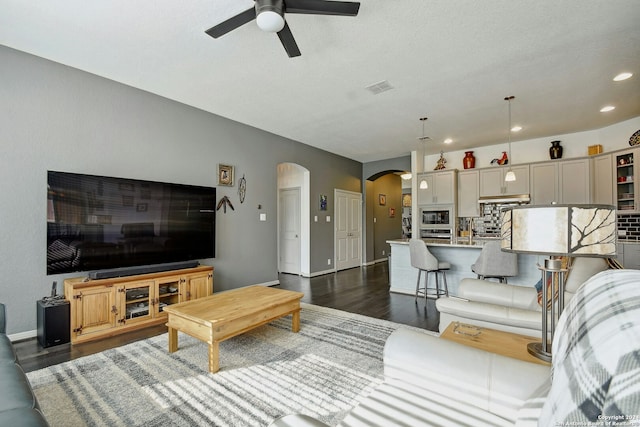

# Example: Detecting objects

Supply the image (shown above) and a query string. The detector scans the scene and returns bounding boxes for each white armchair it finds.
[436,257,610,335]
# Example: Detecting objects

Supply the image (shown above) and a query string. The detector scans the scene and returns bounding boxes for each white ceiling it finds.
[2,0,639,162]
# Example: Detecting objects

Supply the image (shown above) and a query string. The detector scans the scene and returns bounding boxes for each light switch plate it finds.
[259,213,267,221]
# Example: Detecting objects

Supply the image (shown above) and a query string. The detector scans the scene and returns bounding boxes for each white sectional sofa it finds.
[435,257,610,336]
[270,268,640,427]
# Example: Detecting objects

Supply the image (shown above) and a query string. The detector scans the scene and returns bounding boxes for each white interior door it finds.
[335,189,362,271]
[279,188,301,274]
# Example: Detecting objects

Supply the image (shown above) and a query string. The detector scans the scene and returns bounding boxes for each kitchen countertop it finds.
[387,238,491,248]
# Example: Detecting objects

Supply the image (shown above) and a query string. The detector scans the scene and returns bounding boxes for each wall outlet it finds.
[327,258,331,265]
[382,250,385,255]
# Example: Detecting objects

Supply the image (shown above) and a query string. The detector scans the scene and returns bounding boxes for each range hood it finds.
[478,194,530,204]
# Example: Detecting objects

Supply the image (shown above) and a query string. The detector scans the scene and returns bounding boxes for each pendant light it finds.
[418,117,429,189]
[504,96,516,182]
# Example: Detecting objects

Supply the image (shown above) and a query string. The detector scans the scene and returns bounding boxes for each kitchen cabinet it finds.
[615,148,638,212]
[479,165,529,197]
[457,170,479,217]
[530,159,590,205]
[65,266,213,344]
[592,154,614,205]
[617,243,640,269]
[530,163,558,205]
[559,158,590,204]
[417,170,456,206]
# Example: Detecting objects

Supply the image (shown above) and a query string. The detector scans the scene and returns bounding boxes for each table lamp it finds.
[500,204,616,362]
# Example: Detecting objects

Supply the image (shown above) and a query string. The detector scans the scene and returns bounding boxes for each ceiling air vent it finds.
[365,80,393,95]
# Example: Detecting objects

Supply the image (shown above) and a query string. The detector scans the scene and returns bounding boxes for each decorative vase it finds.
[549,140,563,159]
[463,151,476,169]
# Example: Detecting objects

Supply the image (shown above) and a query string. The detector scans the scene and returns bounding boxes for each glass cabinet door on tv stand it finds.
[120,280,154,325]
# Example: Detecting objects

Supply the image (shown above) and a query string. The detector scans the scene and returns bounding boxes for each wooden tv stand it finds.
[64,265,213,344]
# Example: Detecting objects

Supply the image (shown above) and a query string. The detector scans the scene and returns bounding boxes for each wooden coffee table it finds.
[164,286,304,373]
[441,322,550,366]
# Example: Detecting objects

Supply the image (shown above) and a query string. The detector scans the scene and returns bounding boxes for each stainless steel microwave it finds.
[421,207,453,227]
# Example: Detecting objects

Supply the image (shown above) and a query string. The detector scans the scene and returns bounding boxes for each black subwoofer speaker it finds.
[36,299,70,348]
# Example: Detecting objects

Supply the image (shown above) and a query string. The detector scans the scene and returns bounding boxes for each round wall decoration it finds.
[630,129,640,146]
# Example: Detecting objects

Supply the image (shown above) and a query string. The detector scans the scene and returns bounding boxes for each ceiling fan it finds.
[205,0,361,58]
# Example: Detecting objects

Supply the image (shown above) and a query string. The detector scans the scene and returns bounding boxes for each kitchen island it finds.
[387,239,543,296]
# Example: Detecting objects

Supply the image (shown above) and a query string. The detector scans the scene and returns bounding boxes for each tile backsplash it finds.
[618,213,640,241]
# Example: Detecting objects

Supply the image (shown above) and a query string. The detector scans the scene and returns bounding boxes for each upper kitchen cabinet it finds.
[530,162,558,205]
[559,158,590,204]
[417,170,457,206]
[530,158,590,205]
[615,148,638,213]
[457,170,479,217]
[592,153,614,205]
[479,165,529,197]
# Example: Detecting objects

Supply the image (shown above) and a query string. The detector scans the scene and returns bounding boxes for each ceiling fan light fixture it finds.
[255,0,285,32]
[256,10,285,32]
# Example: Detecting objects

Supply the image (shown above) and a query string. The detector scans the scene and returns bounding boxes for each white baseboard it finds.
[364,258,388,266]
[308,268,336,277]
[254,280,280,287]
[389,287,415,296]
[9,329,37,342]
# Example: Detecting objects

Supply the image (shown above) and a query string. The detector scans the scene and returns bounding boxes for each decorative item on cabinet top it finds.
[463,151,475,169]
[490,151,509,166]
[629,129,640,146]
[549,140,563,159]
[588,144,603,155]
[434,151,447,170]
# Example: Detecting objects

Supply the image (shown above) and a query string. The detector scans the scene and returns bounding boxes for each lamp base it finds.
[527,342,552,363]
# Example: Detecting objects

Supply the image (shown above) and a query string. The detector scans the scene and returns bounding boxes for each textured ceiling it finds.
[1,0,639,162]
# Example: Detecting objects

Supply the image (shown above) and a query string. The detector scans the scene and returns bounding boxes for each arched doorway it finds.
[277,163,310,276]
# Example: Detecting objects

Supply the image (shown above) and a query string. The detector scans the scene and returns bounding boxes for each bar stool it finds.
[471,241,518,283]
[409,239,450,303]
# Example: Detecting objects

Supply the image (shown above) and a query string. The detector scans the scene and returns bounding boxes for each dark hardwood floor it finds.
[15,262,439,373]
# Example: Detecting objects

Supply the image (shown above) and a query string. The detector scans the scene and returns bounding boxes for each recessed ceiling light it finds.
[600,105,615,112]
[444,138,453,144]
[511,125,522,132]
[613,72,633,82]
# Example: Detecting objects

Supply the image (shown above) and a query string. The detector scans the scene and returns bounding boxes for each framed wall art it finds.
[379,194,386,206]
[319,194,327,211]
[218,164,234,186]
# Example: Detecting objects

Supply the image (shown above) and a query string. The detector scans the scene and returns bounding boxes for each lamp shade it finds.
[500,204,617,257]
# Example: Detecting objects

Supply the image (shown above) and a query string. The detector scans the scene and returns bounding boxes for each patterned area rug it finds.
[27,303,436,427]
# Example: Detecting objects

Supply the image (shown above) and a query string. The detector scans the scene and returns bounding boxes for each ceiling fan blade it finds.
[284,0,360,16]
[277,22,301,57]
[205,7,257,38]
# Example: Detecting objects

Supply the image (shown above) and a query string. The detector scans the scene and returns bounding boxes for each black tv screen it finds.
[47,171,215,275]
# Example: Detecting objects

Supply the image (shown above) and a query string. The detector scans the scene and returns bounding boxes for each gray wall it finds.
[371,174,404,260]
[0,46,362,334]
[362,156,410,263]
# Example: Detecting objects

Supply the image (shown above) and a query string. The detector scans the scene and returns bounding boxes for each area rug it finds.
[27,303,437,427]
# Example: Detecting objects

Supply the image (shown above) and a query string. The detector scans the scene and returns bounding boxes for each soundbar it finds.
[88,261,200,280]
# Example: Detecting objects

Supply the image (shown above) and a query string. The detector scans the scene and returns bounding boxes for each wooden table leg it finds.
[168,326,178,353]
[208,341,220,373]
[292,309,300,333]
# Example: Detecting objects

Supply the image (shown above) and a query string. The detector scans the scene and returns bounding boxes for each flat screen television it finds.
[47,171,215,275]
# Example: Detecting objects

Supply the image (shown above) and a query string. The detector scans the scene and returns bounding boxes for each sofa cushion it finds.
[0,333,18,363]
[0,408,49,427]
[540,269,640,424]
[563,257,608,295]
[436,298,542,332]
[338,378,513,427]
[0,363,40,412]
